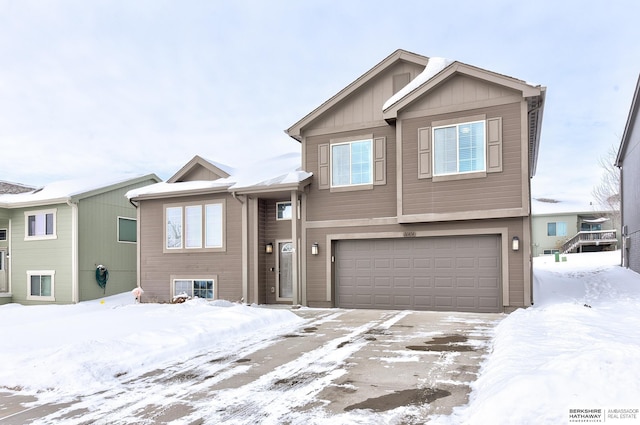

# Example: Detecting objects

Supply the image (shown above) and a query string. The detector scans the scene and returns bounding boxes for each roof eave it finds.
[616,74,640,167]
[129,185,233,201]
[232,176,313,196]
[286,49,429,140]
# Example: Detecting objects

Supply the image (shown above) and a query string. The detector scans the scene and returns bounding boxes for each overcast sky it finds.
[1,0,639,202]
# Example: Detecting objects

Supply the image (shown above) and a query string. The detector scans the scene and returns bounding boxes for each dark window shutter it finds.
[373,137,386,185]
[487,117,503,173]
[418,127,432,179]
[318,143,330,189]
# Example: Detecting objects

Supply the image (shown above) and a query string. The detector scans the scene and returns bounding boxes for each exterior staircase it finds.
[561,230,618,254]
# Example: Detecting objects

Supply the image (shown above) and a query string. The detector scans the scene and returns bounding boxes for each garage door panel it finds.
[336,235,501,312]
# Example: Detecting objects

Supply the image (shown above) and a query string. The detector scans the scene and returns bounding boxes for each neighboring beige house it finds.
[531,198,618,257]
[616,74,640,272]
[130,49,546,313]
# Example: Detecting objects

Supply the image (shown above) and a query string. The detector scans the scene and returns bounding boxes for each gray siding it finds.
[621,110,640,272]
[138,193,243,303]
[402,102,523,215]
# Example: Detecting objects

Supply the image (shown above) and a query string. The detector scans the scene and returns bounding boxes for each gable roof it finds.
[286,49,429,141]
[0,174,161,208]
[616,73,640,166]
[167,155,234,183]
[127,152,312,200]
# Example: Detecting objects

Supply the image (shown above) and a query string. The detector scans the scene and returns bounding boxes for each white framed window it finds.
[0,228,6,241]
[547,222,567,237]
[276,201,292,220]
[331,139,373,187]
[433,120,486,176]
[173,278,215,299]
[117,217,137,243]
[165,202,224,252]
[27,270,55,301]
[24,209,57,240]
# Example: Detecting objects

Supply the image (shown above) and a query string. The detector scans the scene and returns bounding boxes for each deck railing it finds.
[561,230,618,254]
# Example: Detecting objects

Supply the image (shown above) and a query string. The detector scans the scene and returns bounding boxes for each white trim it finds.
[163,201,226,253]
[23,208,57,241]
[68,201,79,303]
[26,270,56,301]
[171,276,217,300]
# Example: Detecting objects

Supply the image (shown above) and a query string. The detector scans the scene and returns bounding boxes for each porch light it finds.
[512,236,520,251]
[311,242,319,255]
[265,243,273,254]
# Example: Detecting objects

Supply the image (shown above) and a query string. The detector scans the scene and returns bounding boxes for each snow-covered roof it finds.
[127,152,312,199]
[383,57,454,111]
[531,197,612,215]
[0,174,160,208]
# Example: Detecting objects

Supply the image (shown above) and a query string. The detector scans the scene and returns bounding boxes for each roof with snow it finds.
[127,152,312,200]
[532,197,613,216]
[0,174,161,208]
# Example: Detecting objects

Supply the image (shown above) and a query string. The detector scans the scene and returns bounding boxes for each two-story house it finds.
[130,49,545,313]
[0,174,160,305]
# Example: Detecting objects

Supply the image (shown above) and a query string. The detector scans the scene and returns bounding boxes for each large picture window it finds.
[24,209,56,240]
[165,202,224,251]
[331,139,372,187]
[433,121,485,176]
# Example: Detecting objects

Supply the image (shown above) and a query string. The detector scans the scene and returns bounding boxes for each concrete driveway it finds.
[0,308,502,424]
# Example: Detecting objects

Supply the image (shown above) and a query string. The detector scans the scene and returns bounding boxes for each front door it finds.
[0,250,7,293]
[277,241,293,301]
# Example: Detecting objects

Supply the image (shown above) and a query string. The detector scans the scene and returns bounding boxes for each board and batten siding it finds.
[401,102,523,216]
[304,217,528,310]
[9,204,74,304]
[307,61,425,132]
[304,125,397,222]
[138,194,243,303]
[77,181,153,301]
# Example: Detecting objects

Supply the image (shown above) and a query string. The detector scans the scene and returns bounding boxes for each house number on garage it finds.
[403,231,416,238]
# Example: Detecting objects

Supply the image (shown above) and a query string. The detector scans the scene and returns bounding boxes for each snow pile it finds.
[438,251,640,425]
[0,294,304,400]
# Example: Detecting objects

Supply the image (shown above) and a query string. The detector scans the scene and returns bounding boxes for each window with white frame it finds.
[276,201,292,220]
[25,209,56,240]
[118,217,137,243]
[0,228,6,241]
[433,121,485,176]
[165,202,224,251]
[173,278,215,299]
[331,139,373,187]
[27,270,55,301]
[547,222,567,237]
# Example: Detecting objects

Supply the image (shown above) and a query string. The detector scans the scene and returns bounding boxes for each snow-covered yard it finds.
[1,250,639,424]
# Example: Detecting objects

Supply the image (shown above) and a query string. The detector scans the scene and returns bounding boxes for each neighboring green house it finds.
[531,198,618,257]
[0,174,160,305]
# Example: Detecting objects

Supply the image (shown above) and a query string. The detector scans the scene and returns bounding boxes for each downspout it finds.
[67,200,79,303]
[129,198,142,296]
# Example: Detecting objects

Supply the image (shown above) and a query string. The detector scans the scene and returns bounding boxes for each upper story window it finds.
[118,217,137,243]
[0,229,6,241]
[24,209,56,240]
[165,202,224,252]
[331,139,373,187]
[547,222,567,237]
[433,121,485,176]
[276,201,292,220]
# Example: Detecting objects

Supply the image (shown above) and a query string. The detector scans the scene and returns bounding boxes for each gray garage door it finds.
[335,235,501,313]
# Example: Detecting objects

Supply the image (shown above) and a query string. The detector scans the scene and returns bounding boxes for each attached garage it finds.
[335,235,501,313]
